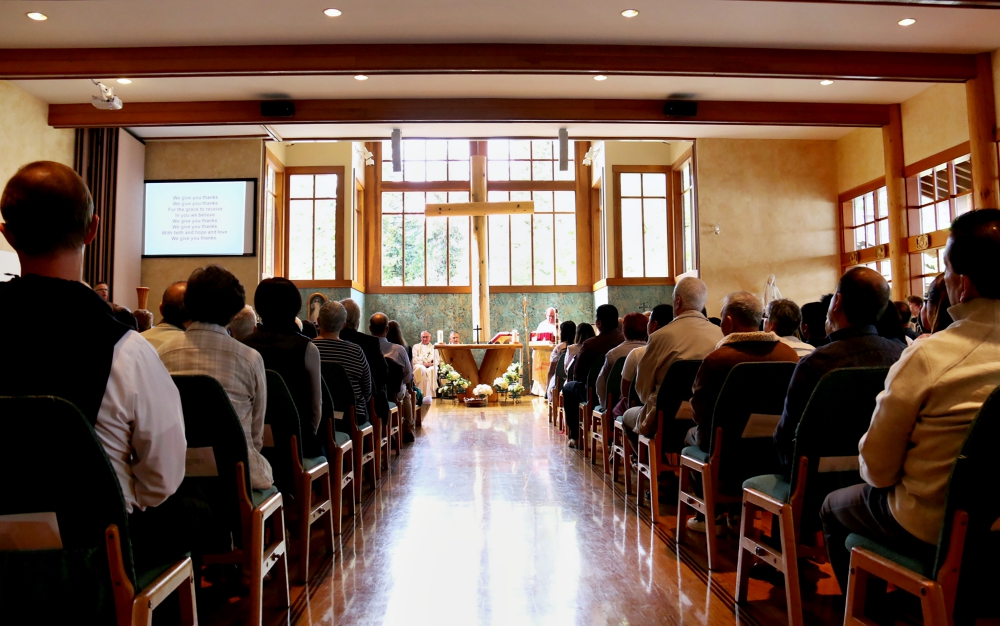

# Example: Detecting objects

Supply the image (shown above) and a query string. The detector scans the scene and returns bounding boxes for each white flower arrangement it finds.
[447,370,461,381]
[493,377,509,390]
[507,382,524,396]
[473,384,493,398]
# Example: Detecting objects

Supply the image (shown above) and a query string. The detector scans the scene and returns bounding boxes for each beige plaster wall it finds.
[142,139,263,321]
[696,138,840,312]
[835,127,884,194]
[900,83,969,166]
[0,80,76,272]
[112,130,146,310]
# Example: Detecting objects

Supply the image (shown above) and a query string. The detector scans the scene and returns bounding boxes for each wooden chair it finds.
[844,384,1000,626]
[412,387,422,429]
[611,375,644,495]
[590,357,626,474]
[553,354,568,432]
[0,396,197,626]
[676,361,796,570]
[636,360,702,525]
[381,358,405,467]
[322,363,377,503]
[735,367,890,626]
[320,374,355,535]
[577,361,603,459]
[262,370,335,583]
[171,375,289,626]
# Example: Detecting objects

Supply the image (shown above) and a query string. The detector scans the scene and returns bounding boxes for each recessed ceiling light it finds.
[621,9,639,18]
[323,8,342,17]
[116,78,132,85]
[354,75,368,81]
[898,18,916,26]
[820,79,834,86]
[594,75,608,81]
[26,12,47,21]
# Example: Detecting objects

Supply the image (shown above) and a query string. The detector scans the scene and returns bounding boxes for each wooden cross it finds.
[472,324,482,344]
[425,152,533,342]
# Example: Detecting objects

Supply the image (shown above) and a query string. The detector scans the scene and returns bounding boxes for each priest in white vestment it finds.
[535,308,558,339]
[411,331,439,402]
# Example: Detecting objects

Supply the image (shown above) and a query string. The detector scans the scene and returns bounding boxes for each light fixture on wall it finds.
[360,146,375,166]
[898,18,915,26]
[712,224,721,236]
[582,147,596,167]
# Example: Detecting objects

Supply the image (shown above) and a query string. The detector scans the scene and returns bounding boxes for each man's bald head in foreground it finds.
[829,266,891,331]
[160,281,190,328]
[0,161,96,257]
[369,312,389,337]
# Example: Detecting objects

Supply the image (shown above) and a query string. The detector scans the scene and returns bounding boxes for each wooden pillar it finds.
[966,52,1000,210]
[883,104,910,301]
[470,154,490,341]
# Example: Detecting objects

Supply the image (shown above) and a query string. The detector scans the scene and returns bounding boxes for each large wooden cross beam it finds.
[425,153,534,341]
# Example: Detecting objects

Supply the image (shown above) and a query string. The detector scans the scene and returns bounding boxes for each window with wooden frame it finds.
[285,166,345,282]
[904,145,972,296]
[839,182,893,287]
[375,139,589,292]
[676,157,698,274]
[262,156,284,279]
[614,167,671,278]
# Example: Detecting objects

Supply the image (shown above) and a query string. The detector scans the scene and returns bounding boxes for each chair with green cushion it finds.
[577,360,604,460]
[320,375,355,535]
[0,396,197,626]
[736,367,890,626]
[553,350,568,432]
[171,375,288,626]
[844,384,1000,626]
[677,361,796,571]
[262,370,334,583]
[382,358,405,470]
[321,362,377,504]
[637,359,702,525]
[591,357,626,474]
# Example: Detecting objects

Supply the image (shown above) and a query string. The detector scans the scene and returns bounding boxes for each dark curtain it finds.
[74,129,119,298]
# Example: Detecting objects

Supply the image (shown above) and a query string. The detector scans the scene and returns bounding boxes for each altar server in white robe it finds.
[411,331,439,402]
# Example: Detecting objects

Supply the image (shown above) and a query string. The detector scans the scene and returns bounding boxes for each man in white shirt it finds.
[141,281,189,349]
[159,265,273,491]
[613,304,673,420]
[0,161,189,568]
[411,330,439,403]
[765,298,815,358]
[536,307,558,338]
[595,312,647,406]
[821,208,1000,594]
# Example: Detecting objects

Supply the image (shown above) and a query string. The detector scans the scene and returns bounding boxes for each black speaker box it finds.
[260,101,296,117]
[663,101,698,117]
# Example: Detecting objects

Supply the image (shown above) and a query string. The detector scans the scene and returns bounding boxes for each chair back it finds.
[0,396,132,621]
[654,359,703,450]
[935,384,1000,623]
[263,370,305,495]
[321,361,366,430]
[555,348,567,380]
[708,361,796,492]
[171,375,253,550]
[385,358,405,401]
[604,357,626,409]
[790,367,890,531]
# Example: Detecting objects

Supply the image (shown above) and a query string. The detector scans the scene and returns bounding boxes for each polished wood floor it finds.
[200,397,844,626]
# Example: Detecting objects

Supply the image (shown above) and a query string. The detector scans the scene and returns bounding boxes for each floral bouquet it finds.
[438,363,470,398]
[473,384,493,399]
[507,382,524,400]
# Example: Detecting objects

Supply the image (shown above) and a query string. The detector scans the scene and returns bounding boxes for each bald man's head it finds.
[369,312,389,337]
[836,266,890,327]
[0,161,95,256]
[160,281,189,327]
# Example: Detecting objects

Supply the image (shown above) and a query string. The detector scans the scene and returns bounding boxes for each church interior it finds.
[3,1,1000,625]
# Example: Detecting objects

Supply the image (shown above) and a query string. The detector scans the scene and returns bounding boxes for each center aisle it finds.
[296,398,740,626]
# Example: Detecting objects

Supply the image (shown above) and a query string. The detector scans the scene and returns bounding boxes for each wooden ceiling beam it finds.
[47,98,892,128]
[2,43,975,83]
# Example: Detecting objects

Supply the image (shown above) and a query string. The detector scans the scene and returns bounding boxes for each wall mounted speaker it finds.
[558,128,569,171]
[663,101,698,117]
[391,129,402,172]
[260,101,296,117]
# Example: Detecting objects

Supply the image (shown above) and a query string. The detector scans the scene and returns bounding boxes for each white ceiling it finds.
[11,74,935,105]
[2,0,1000,52]
[129,122,855,141]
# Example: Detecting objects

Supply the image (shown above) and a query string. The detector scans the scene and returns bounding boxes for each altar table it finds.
[436,343,522,401]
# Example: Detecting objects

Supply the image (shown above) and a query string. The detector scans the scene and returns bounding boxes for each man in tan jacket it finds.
[821,208,1000,595]
[622,277,723,439]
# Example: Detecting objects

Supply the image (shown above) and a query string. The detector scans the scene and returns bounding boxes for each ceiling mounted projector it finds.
[91,80,123,110]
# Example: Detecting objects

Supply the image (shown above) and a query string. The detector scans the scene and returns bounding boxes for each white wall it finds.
[112,130,146,309]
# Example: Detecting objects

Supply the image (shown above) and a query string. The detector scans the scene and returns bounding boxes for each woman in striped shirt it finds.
[314,301,374,422]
